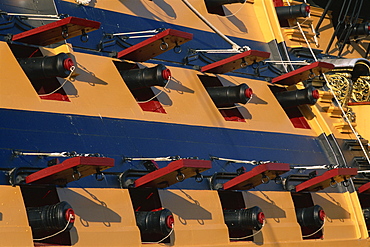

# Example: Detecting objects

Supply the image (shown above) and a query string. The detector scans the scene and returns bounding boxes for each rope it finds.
[292,6,343,168]
[302,219,325,238]
[229,219,265,240]
[323,73,370,165]
[136,78,171,103]
[358,170,370,173]
[281,17,309,29]
[292,165,330,170]
[2,13,60,18]
[181,0,247,51]
[337,0,362,56]
[125,156,179,162]
[38,66,76,97]
[143,225,174,244]
[296,21,317,61]
[217,93,254,110]
[217,105,243,110]
[33,213,74,241]
[210,156,271,165]
[14,151,71,157]
[13,150,101,158]
[278,2,358,170]
[220,0,247,18]
[290,0,370,169]
[281,18,319,47]
[75,0,91,5]
[112,29,159,36]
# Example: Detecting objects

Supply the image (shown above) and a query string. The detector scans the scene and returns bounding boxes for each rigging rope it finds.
[210,156,271,165]
[219,0,247,18]
[143,226,174,244]
[325,0,352,54]
[38,65,76,97]
[75,0,91,5]
[337,0,363,56]
[181,0,248,51]
[136,77,171,103]
[124,156,180,162]
[301,219,325,238]
[324,73,370,165]
[229,219,266,240]
[292,0,370,168]
[33,213,74,241]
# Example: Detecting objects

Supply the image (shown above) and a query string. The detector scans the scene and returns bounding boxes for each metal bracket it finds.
[118,169,150,188]
[283,172,316,191]
[8,167,42,186]
[210,172,239,190]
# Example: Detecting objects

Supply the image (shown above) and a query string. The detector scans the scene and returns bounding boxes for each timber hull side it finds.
[0,0,370,246]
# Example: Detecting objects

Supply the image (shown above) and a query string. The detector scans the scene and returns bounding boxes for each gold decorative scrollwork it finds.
[345,107,356,123]
[325,73,352,106]
[352,76,370,102]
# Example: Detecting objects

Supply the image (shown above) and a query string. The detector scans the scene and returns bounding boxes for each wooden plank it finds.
[117,29,193,62]
[12,17,101,46]
[272,61,334,85]
[358,181,370,193]
[134,159,211,188]
[25,157,114,185]
[223,163,290,190]
[295,168,357,192]
[201,50,270,74]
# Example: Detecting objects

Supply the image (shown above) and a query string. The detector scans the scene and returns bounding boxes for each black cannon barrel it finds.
[206,83,253,107]
[223,206,265,233]
[26,201,75,234]
[275,4,310,20]
[18,53,74,80]
[119,64,171,90]
[135,208,174,241]
[275,85,319,109]
[296,205,325,228]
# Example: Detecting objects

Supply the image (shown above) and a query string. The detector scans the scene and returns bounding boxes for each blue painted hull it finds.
[0,108,329,188]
